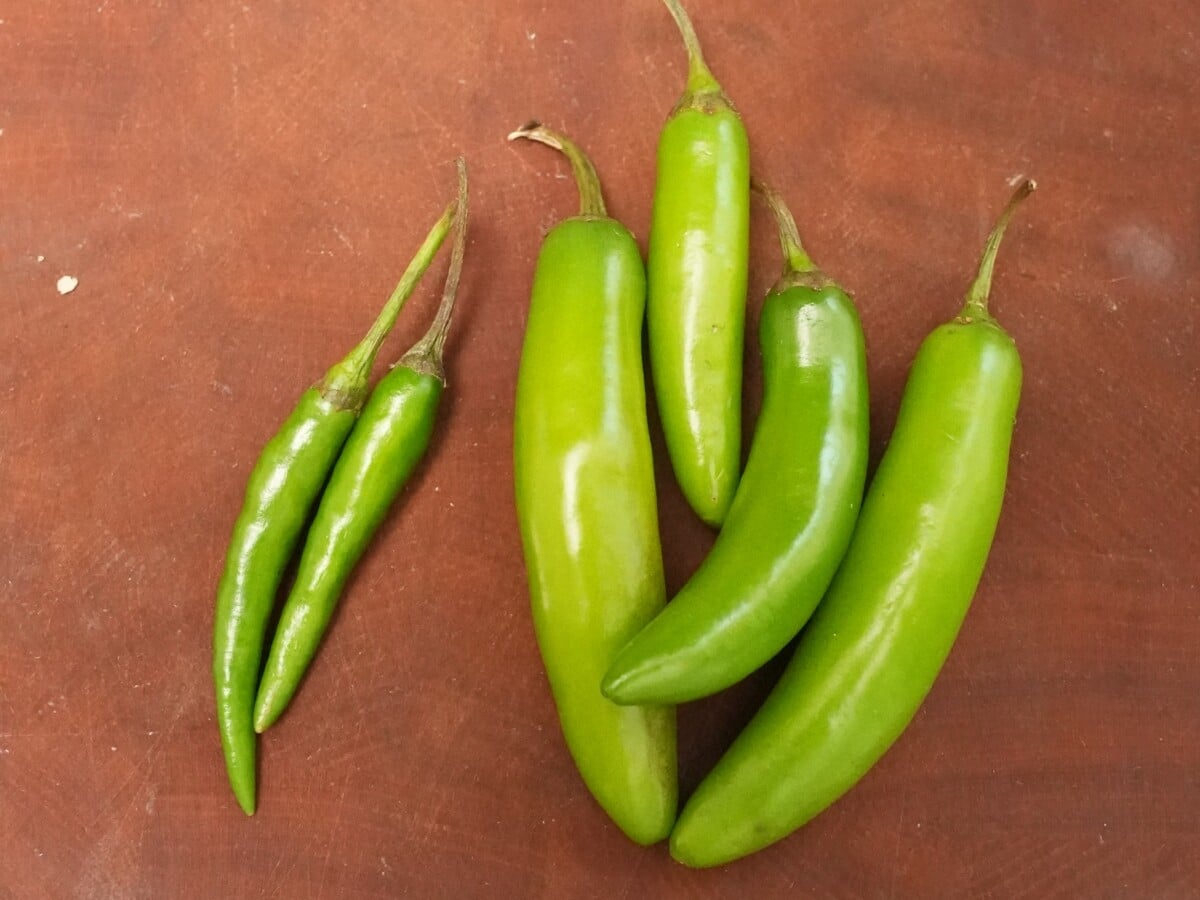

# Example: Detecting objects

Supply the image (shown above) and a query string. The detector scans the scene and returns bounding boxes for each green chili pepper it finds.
[212,188,458,815]
[510,122,677,845]
[647,0,751,527]
[252,161,470,734]
[602,180,869,706]
[669,180,1036,867]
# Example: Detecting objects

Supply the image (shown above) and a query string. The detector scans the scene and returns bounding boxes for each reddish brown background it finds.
[2,0,1197,897]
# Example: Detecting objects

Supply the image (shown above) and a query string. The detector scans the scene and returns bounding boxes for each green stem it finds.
[508,121,607,218]
[319,193,457,408]
[752,178,817,275]
[662,0,720,93]
[962,178,1037,319]
[399,158,469,382]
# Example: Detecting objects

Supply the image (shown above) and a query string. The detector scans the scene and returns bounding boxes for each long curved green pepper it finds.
[253,160,470,733]
[212,188,458,815]
[670,180,1036,867]
[647,0,750,527]
[602,181,869,706]
[510,122,677,845]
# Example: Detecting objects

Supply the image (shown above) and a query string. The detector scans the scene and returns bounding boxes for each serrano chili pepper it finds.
[602,180,868,706]
[669,180,1035,867]
[647,0,751,527]
[212,189,458,815]
[510,122,677,844]
[252,160,470,733]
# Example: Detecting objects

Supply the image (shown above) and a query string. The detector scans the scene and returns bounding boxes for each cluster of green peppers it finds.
[209,0,1035,868]
[213,162,469,815]
[512,0,1034,867]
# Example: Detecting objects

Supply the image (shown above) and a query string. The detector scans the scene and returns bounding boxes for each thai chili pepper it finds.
[510,121,677,845]
[647,0,750,527]
[252,161,470,733]
[602,180,868,706]
[669,180,1036,867]
[212,186,458,815]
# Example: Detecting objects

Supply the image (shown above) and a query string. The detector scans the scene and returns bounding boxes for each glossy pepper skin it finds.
[647,0,750,527]
[510,123,677,845]
[212,197,457,815]
[670,181,1035,868]
[603,183,868,706]
[213,388,357,815]
[252,162,469,733]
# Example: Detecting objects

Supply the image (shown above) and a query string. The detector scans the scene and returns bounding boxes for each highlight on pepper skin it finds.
[510,121,678,845]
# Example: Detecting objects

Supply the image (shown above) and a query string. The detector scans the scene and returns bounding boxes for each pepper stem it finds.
[508,121,607,219]
[752,178,817,275]
[661,0,720,93]
[319,191,457,408]
[962,178,1037,318]
[398,158,469,382]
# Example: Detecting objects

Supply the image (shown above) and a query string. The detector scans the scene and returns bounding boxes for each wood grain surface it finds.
[2,1,1197,897]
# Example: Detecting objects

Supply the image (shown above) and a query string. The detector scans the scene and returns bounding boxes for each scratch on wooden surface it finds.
[266,837,305,899]
[332,225,354,253]
[83,684,100,801]
[228,10,241,153]
[75,820,137,900]
[332,615,371,727]
[314,714,364,900]
[83,681,193,833]
[405,98,455,181]
[612,845,651,899]
[73,712,175,899]
[978,834,1062,896]
[1016,838,1091,897]
[887,786,909,899]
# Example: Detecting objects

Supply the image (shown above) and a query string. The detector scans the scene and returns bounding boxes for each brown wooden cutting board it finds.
[2,1,1196,896]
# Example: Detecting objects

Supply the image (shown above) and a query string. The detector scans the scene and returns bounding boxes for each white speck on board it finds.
[57,275,79,295]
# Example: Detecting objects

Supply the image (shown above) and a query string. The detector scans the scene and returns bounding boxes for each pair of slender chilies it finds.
[513,0,1034,868]
[213,162,470,817]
